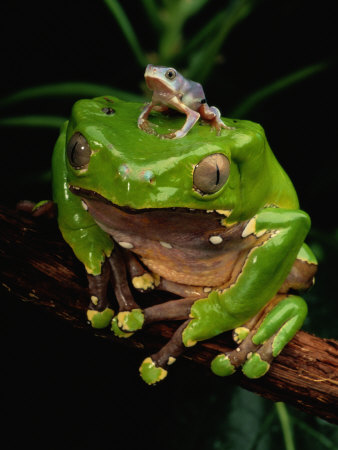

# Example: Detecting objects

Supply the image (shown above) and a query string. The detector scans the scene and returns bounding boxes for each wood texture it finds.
[0,204,337,424]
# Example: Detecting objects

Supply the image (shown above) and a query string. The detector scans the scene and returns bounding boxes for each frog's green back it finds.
[54,96,298,221]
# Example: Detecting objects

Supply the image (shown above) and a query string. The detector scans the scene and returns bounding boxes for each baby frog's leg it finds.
[199,103,235,134]
[138,102,158,135]
[161,96,200,139]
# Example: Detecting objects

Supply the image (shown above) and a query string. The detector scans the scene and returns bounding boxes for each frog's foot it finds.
[138,118,158,135]
[86,259,115,329]
[111,308,145,338]
[211,294,307,379]
[211,116,236,134]
[160,110,200,140]
[87,307,115,329]
[200,105,235,134]
[125,251,160,293]
[139,320,188,385]
[138,102,159,135]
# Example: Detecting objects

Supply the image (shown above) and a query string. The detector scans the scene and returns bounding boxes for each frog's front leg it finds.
[161,96,200,139]
[137,102,158,135]
[137,103,169,135]
[86,247,141,329]
[86,259,115,328]
[183,207,312,377]
[211,293,308,378]
[199,103,235,134]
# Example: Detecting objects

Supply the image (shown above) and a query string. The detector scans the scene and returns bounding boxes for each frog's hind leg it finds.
[113,296,200,384]
[137,102,158,135]
[199,104,235,134]
[86,259,115,329]
[112,295,198,337]
[211,294,308,379]
[124,250,160,293]
[88,246,143,331]
[139,320,190,385]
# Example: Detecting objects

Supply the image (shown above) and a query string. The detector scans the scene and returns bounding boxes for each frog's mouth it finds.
[69,185,238,249]
[145,76,173,94]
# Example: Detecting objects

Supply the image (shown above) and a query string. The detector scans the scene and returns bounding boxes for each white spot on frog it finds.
[160,241,172,249]
[242,217,257,238]
[118,241,134,249]
[91,295,99,305]
[209,235,223,245]
[81,200,88,211]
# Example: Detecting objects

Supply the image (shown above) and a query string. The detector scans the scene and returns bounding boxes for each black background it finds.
[1,1,338,448]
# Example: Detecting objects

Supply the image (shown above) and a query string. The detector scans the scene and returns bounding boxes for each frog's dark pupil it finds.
[216,164,220,185]
[71,143,77,163]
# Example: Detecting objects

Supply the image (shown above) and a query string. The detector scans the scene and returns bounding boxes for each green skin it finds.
[52,96,317,384]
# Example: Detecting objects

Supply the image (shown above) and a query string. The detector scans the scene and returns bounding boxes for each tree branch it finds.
[1,204,337,424]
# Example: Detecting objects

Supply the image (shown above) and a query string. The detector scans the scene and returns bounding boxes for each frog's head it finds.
[62,97,298,224]
[144,64,186,95]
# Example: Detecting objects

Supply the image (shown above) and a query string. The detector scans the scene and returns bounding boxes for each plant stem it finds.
[276,402,296,450]
[102,0,148,67]
[0,115,66,128]
[231,61,329,117]
[0,82,144,109]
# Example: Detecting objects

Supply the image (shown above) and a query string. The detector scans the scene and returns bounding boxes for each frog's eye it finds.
[165,68,177,80]
[67,132,91,169]
[193,154,230,195]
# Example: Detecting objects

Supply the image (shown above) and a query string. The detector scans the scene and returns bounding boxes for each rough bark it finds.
[1,204,337,424]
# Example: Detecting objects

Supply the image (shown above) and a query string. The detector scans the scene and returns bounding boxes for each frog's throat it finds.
[145,75,173,94]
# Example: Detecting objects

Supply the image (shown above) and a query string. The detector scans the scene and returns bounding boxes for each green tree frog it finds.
[52,96,317,385]
[138,64,234,139]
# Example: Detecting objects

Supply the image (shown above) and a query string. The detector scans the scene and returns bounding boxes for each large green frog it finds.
[52,95,317,385]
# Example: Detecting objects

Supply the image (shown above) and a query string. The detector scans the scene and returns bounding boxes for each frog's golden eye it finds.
[67,132,91,169]
[193,154,230,195]
[165,68,177,80]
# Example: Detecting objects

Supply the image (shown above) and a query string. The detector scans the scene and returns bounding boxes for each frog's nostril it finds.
[141,169,155,183]
[118,164,130,179]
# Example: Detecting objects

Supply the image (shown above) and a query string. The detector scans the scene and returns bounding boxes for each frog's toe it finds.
[211,354,236,377]
[139,357,168,385]
[242,352,271,379]
[232,326,250,344]
[111,308,144,337]
[111,317,134,338]
[131,272,159,292]
[138,119,158,135]
[87,307,114,329]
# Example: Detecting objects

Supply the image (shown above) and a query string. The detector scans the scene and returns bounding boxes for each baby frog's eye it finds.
[165,68,177,80]
[193,154,230,195]
[67,132,91,170]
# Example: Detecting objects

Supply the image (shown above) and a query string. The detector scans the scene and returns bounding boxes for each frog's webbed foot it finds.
[112,294,199,384]
[86,259,115,329]
[138,118,158,135]
[138,102,159,135]
[160,110,200,140]
[199,104,235,135]
[211,294,307,379]
[87,245,141,330]
[139,320,190,385]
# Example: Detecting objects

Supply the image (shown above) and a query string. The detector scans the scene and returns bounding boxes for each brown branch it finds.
[1,204,337,424]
